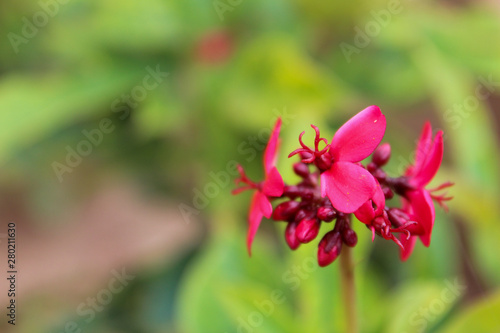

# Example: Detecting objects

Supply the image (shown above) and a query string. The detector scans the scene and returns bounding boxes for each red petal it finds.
[372,184,386,213]
[400,235,417,261]
[259,194,273,219]
[412,131,443,187]
[262,167,284,197]
[354,183,385,223]
[320,161,377,213]
[407,190,435,247]
[329,105,386,163]
[414,122,433,174]
[247,191,271,256]
[263,117,282,174]
[354,201,374,224]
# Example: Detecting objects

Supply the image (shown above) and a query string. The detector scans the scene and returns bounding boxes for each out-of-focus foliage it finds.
[0,0,499,332]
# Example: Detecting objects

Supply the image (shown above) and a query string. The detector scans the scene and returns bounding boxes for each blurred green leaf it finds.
[219,35,349,129]
[177,210,289,333]
[385,280,460,333]
[441,290,500,333]
[0,68,141,165]
[134,84,186,139]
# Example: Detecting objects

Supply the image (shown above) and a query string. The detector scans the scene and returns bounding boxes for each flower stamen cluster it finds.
[288,125,332,171]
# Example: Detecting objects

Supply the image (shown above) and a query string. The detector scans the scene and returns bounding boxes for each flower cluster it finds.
[233,106,453,266]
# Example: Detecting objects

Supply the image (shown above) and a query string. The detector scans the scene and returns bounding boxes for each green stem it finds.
[340,246,357,333]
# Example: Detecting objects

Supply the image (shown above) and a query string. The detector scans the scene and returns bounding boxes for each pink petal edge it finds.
[263,117,282,174]
[414,121,433,175]
[400,235,417,261]
[330,105,386,163]
[412,131,444,188]
[407,189,435,247]
[247,192,270,256]
[262,167,284,197]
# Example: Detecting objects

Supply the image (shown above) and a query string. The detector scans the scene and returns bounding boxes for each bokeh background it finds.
[1,0,499,332]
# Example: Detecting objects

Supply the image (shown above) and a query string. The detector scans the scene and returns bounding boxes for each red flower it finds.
[232,106,453,267]
[397,122,453,260]
[320,106,386,213]
[232,118,284,255]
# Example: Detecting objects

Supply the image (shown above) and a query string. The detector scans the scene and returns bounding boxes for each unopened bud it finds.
[314,152,332,171]
[293,163,310,178]
[372,168,386,182]
[372,215,388,230]
[387,208,423,234]
[367,162,378,172]
[382,187,394,199]
[317,231,342,267]
[296,218,320,243]
[387,208,408,227]
[322,197,333,207]
[294,209,315,223]
[341,228,358,247]
[285,221,300,250]
[283,185,300,198]
[372,143,391,167]
[272,200,301,221]
[317,206,337,222]
[300,151,313,160]
[299,188,315,200]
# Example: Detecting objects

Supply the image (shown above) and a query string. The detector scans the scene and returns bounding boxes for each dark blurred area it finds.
[0,0,499,332]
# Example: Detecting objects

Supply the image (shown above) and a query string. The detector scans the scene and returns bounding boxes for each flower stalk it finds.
[340,246,357,333]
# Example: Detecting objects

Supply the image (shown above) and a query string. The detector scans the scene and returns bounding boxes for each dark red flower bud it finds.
[299,188,315,200]
[283,185,300,198]
[341,228,358,247]
[317,206,337,222]
[314,153,333,172]
[389,177,414,196]
[387,208,409,225]
[367,162,378,173]
[300,151,313,160]
[372,168,387,182]
[372,143,391,167]
[387,208,423,234]
[272,200,301,221]
[293,163,310,178]
[294,208,315,223]
[322,197,333,207]
[296,218,320,243]
[382,187,394,199]
[317,231,342,267]
[285,221,300,250]
[372,215,388,230]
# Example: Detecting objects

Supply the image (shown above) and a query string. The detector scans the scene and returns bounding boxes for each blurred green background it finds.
[0,0,499,332]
